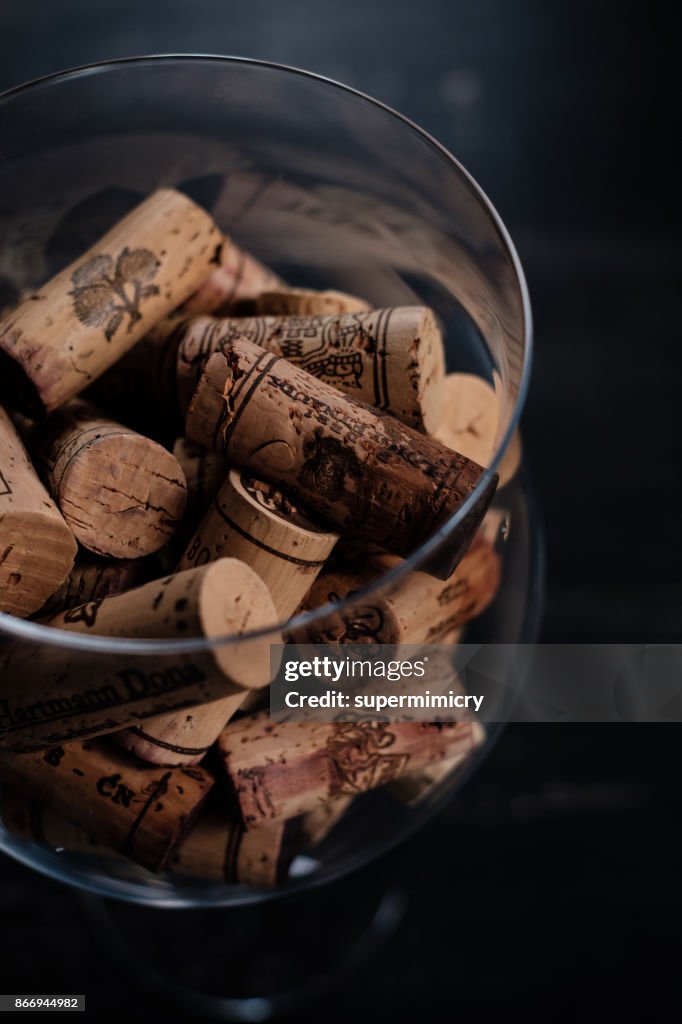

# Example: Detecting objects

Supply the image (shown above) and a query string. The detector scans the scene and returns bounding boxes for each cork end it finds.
[199,558,282,690]
[58,433,187,559]
[434,373,499,468]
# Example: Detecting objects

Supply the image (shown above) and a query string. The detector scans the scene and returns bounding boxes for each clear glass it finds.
[0,56,533,906]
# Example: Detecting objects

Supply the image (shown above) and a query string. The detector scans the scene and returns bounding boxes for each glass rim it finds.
[0,53,533,654]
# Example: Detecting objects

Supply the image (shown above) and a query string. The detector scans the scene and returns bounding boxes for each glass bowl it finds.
[0,55,533,907]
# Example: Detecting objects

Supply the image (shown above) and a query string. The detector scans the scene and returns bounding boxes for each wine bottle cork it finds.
[168,812,290,887]
[179,240,285,316]
[0,189,222,416]
[217,712,480,827]
[176,306,444,432]
[0,406,77,617]
[296,536,500,646]
[179,469,338,616]
[172,437,229,527]
[27,399,188,558]
[0,740,213,872]
[0,560,281,752]
[254,289,371,317]
[117,470,338,766]
[435,373,522,489]
[37,552,153,619]
[186,347,497,579]
[389,720,486,805]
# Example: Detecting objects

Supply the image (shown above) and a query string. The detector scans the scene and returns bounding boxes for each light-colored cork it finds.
[186,347,496,579]
[0,406,77,617]
[254,288,371,317]
[297,536,500,645]
[179,469,338,617]
[0,559,281,752]
[0,189,222,415]
[217,712,480,827]
[176,306,444,432]
[28,399,188,558]
[118,469,337,766]
[0,741,213,872]
[435,373,522,488]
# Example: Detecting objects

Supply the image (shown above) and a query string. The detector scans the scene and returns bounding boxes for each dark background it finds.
[0,1,679,1018]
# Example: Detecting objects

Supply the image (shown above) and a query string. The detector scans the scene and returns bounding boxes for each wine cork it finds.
[0,189,221,416]
[37,552,152,619]
[28,399,188,558]
[180,240,285,316]
[172,437,229,527]
[435,374,522,489]
[217,712,480,827]
[179,469,338,616]
[0,740,213,872]
[176,306,444,432]
[169,812,290,887]
[0,560,281,752]
[254,289,371,317]
[389,720,486,805]
[0,406,77,617]
[117,470,337,765]
[186,347,496,579]
[296,536,500,646]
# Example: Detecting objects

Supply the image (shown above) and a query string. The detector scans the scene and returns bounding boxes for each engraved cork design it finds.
[175,306,444,432]
[186,345,496,578]
[0,189,221,415]
[217,713,478,827]
[0,741,213,872]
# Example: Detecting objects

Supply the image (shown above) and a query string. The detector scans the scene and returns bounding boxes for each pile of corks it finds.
[0,189,519,886]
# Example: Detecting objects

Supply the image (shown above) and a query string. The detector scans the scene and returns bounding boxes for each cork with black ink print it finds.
[116,470,337,766]
[186,346,496,579]
[0,406,77,617]
[168,812,291,887]
[217,713,479,827]
[296,537,501,646]
[0,189,221,416]
[0,740,213,872]
[176,306,444,432]
[0,560,281,752]
[27,399,188,558]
